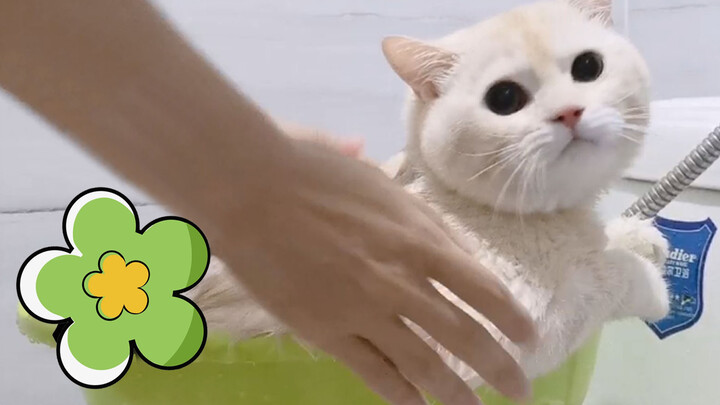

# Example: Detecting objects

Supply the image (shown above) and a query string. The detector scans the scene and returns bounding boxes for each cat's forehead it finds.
[439,1,607,79]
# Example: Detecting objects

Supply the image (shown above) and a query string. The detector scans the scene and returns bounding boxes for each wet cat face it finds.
[384,0,650,213]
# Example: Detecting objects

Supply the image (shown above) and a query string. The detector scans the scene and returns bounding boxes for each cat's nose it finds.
[551,107,584,129]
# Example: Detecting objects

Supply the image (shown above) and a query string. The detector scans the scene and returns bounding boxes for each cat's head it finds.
[383,0,650,213]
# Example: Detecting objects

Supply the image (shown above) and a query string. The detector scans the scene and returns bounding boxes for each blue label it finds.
[648,216,716,339]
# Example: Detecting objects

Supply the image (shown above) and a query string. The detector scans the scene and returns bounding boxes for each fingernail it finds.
[339,138,365,157]
[497,362,533,403]
[511,376,533,403]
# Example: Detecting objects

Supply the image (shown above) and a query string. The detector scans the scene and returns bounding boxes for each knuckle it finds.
[488,359,523,388]
[460,317,492,347]
[413,366,469,404]
[407,366,441,388]
[483,349,521,382]
[444,387,475,405]
[401,353,447,385]
[392,384,423,405]
[392,346,434,377]
[482,340,512,366]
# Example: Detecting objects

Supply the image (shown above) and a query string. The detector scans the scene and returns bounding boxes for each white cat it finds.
[188,0,671,391]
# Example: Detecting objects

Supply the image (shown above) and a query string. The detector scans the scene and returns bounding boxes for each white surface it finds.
[3,0,720,213]
[3,1,720,404]
[589,183,720,405]
[588,97,720,405]
[625,98,720,191]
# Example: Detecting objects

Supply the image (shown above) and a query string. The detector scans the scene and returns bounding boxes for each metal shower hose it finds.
[623,124,720,219]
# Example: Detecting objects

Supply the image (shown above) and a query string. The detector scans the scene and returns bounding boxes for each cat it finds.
[377,0,670,384]
[188,0,671,390]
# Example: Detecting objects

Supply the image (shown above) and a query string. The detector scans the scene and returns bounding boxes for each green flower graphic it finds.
[17,189,209,388]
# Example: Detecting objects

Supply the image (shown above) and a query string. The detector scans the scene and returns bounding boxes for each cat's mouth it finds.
[561,131,597,153]
[572,132,597,144]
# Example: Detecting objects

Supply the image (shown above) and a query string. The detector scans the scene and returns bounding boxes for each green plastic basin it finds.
[17,305,601,405]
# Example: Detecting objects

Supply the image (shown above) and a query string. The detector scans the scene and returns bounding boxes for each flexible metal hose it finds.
[624,125,720,219]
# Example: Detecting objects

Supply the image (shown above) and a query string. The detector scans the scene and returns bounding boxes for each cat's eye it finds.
[571,51,604,82]
[484,81,529,116]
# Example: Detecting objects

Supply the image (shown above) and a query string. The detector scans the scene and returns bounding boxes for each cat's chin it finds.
[421,146,629,215]
[429,172,598,215]
[488,194,598,215]
[473,192,595,215]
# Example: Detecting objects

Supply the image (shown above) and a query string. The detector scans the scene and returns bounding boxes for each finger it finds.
[322,336,428,405]
[369,320,483,405]
[426,248,538,347]
[281,122,364,158]
[336,138,364,157]
[310,136,363,158]
[400,283,530,401]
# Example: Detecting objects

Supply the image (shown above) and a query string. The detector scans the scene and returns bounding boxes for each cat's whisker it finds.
[612,87,647,114]
[453,143,518,158]
[621,121,647,128]
[467,154,515,182]
[622,113,650,119]
[621,125,648,135]
[619,135,641,144]
[623,108,649,114]
[623,105,650,113]
[518,153,541,221]
[623,117,650,125]
[616,132,642,144]
[466,148,523,181]
[613,84,644,104]
[494,150,526,176]
[538,162,547,196]
[494,153,529,215]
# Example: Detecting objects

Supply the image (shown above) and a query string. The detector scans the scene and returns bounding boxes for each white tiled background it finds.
[2,1,719,403]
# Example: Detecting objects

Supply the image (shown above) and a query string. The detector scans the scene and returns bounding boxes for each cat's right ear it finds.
[381,36,457,101]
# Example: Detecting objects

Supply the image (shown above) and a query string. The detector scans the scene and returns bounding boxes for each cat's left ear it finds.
[382,36,458,101]
[569,0,613,26]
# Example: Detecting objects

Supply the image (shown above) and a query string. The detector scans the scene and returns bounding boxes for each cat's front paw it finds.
[606,216,669,267]
[639,257,672,322]
[606,217,671,321]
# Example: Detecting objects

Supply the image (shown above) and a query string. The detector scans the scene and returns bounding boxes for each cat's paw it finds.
[606,247,671,321]
[638,257,672,322]
[606,217,671,321]
[606,216,669,267]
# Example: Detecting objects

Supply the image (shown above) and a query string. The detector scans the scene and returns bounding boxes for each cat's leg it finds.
[606,216,669,267]
[186,257,287,339]
[604,217,670,321]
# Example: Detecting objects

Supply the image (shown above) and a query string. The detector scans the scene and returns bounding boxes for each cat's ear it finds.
[382,36,458,101]
[569,0,613,26]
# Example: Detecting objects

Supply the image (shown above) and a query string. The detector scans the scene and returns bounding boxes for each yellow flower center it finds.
[85,253,149,319]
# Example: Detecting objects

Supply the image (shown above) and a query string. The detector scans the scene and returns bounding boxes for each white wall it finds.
[2,1,719,404]
[4,0,719,213]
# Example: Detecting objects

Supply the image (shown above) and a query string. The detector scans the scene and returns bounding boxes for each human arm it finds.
[0,1,535,404]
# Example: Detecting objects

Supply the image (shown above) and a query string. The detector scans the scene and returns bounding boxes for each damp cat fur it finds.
[188,0,670,388]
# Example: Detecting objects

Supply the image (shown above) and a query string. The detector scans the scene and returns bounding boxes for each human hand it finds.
[212,140,537,405]
[0,0,534,400]
[278,121,364,158]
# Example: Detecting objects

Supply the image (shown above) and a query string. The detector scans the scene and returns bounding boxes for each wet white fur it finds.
[387,0,670,384]
[187,0,671,388]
